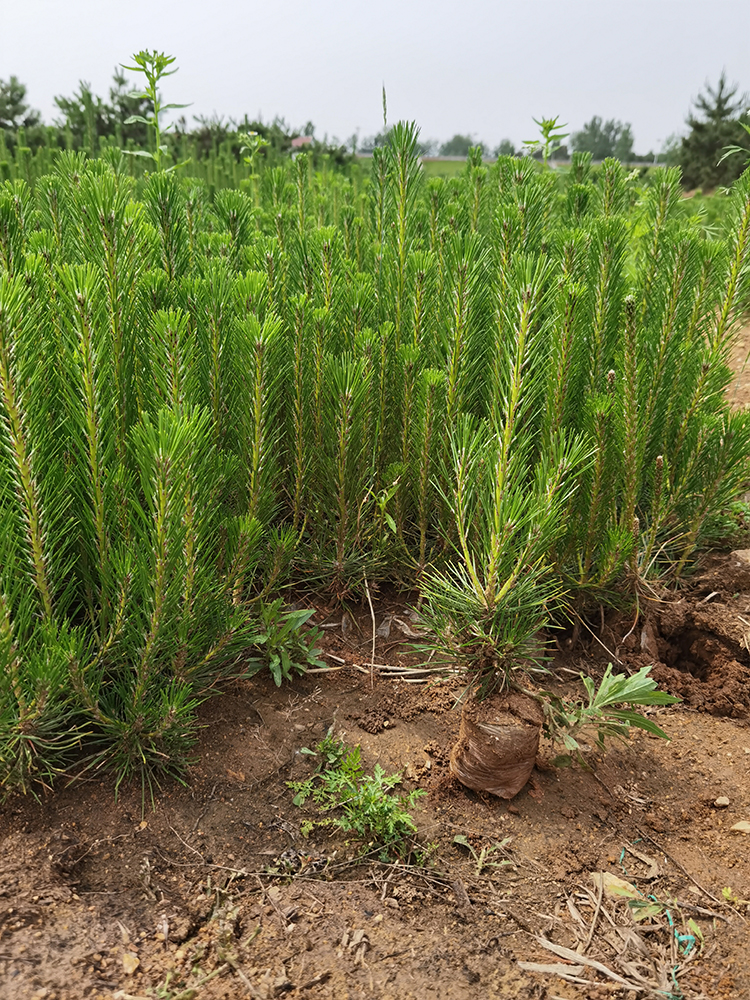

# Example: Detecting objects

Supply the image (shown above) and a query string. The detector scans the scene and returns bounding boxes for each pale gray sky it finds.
[2,0,750,153]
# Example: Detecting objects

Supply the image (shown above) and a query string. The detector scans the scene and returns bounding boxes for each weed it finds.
[722,886,750,909]
[539,664,680,765]
[120,50,190,172]
[522,115,569,166]
[452,834,512,876]
[247,599,326,686]
[289,731,425,860]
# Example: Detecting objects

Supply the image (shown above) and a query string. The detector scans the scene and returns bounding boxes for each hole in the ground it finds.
[661,628,748,681]
[654,625,750,717]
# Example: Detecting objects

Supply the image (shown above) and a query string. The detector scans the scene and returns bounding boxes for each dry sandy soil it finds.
[2,329,750,1000]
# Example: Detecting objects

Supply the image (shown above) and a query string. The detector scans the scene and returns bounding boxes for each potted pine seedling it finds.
[422,554,679,799]
[419,264,679,799]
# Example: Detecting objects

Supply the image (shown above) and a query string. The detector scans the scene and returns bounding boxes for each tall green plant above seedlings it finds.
[121,50,190,172]
[239,131,270,206]
[718,121,750,169]
[522,115,569,167]
[289,731,425,860]
[239,131,270,169]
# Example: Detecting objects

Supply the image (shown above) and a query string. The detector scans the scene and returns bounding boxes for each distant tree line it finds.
[0,69,352,167]
[2,69,750,188]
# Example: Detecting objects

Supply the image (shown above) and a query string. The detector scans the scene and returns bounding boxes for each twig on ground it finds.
[532,937,641,991]
[169,823,206,860]
[310,655,457,681]
[256,874,287,929]
[672,900,729,922]
[225,954,262,998]
[582,874,604,953]
[191,782,218,833]
[363,575,376,690]
[517,961,591,986]
[572,609,623,665]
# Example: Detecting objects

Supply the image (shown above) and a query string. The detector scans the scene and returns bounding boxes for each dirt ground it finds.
[2,328,750,1000]
[729,322,750,409]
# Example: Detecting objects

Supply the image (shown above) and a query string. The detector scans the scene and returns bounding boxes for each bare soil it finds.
[2,577,750,1000]
[3,328,750,1000]
[729,322,750,409]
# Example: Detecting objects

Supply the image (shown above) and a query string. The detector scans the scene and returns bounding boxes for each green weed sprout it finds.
[289,731,425,860]
[522,115,569,166]
[247,599,326,686]
[453,834,512,876]
[238,131,270,169]
[121,50,190,172]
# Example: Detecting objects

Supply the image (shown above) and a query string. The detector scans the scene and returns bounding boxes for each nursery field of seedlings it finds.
[2,129,750,794]
[2,64,750,996]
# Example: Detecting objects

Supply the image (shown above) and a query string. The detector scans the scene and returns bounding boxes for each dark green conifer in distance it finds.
[679,73,750,189]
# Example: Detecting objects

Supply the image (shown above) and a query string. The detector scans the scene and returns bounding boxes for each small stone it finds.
[714,796,730,808]
[507,804,520,816]
[121,952,140,975]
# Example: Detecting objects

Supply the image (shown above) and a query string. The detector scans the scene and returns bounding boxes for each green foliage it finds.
[572,117,634,162]
[289,731,425,859]
[541,664,680,766]
[248,599,326,686]
[1,70,750,790]
[679,73,750,189]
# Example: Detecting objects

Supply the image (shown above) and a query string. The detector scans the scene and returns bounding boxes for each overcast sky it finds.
[2,0,749,153]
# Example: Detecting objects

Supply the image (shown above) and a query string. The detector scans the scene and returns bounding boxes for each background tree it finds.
[679,73,750,189]
[359,128,437,157]
[571,116,634,161]
[493,138,516,157]
[54,70,152,151]
[439,133,485,157]
[54,81,116,151]
[0,76,40,129]
[417,137,439,156]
